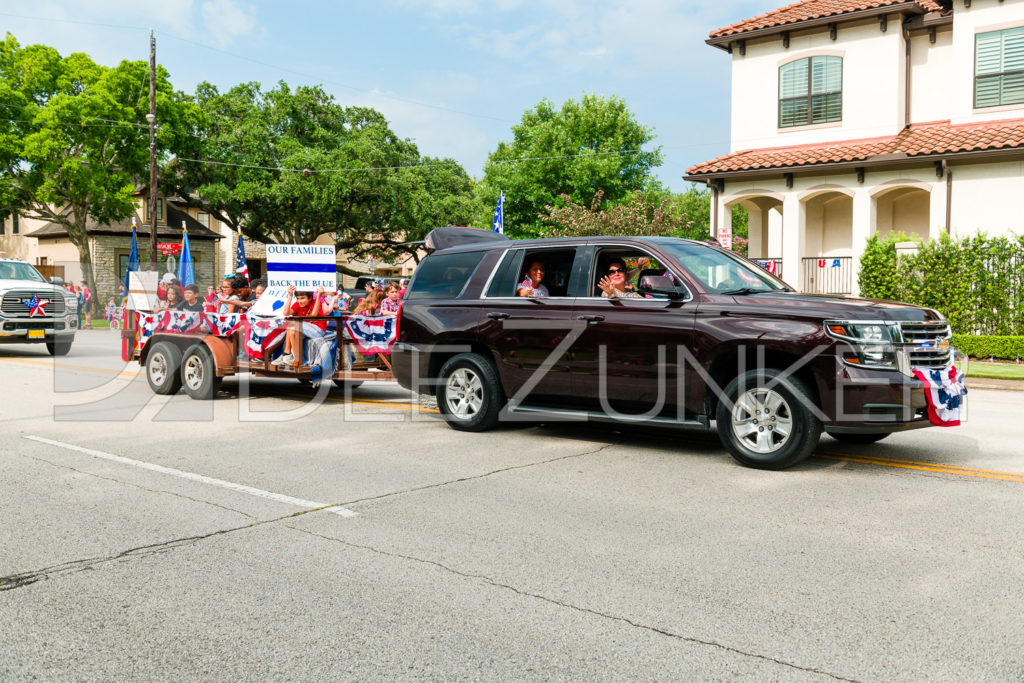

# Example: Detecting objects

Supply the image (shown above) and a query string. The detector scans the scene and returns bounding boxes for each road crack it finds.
[288,525,859,682]
[0,445,614,593]
[336,442,617,509]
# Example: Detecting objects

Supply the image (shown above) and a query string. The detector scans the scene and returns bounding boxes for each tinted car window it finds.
[488,248,577,297]
[406,250,486,300]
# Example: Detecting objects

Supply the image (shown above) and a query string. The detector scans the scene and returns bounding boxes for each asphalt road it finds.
[1,330,1023,681]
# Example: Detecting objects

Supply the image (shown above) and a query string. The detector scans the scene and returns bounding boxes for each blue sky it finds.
[2,0,771,193]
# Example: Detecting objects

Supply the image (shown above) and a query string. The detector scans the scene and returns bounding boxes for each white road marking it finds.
[22,435,358,518]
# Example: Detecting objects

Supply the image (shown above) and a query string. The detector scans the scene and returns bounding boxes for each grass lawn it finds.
[966,362,1024,380]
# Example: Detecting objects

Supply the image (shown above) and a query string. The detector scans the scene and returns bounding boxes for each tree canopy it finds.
[170,81,481,270]
[477,94,662,238]
[0,33,199,291]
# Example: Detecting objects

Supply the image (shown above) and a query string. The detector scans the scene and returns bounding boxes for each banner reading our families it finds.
[265,244,337,289]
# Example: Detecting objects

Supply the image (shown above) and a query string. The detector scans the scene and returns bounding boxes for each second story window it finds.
[12,214,18,235]
[197,212,210,228]
[145,198,163,222]
[779,56,842,128]
[975,27,1024,108]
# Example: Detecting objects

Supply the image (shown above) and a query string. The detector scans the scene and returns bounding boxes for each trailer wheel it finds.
[147,341,183,395]
[181,344,221,400]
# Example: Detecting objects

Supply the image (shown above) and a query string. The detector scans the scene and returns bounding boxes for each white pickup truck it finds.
[0,258,78,355]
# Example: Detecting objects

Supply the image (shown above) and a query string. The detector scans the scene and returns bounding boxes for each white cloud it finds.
[199,0,259,42]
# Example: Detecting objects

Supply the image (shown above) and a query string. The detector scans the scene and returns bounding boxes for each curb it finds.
[967,377,1024,392]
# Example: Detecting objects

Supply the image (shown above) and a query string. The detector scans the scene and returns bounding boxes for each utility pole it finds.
[147,30,158,269]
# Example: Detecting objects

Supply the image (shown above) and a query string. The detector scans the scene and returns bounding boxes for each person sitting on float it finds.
[272,284,328,367]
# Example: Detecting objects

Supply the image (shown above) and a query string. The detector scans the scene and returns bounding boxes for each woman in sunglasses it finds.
[598,259,643,299]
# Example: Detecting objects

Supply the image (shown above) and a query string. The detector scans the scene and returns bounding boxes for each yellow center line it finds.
[0,356,141,378]
[817,449,1024,477]
[815,452,1024,483]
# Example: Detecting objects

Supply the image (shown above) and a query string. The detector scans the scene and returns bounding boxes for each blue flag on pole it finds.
[236,234,249,280]
[123,223,140,303]
[177,224,195,286]
[492,191,504,234]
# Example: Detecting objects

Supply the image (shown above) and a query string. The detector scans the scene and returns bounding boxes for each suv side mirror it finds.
[638,275,687,300]
[49,276,65,286]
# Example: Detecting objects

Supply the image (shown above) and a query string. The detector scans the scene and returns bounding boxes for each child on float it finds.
[379,282,401,316]
[272,284,327,367]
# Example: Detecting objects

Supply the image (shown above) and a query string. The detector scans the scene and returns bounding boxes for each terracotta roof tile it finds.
[709,0,943,39]
[686,119,1024,176]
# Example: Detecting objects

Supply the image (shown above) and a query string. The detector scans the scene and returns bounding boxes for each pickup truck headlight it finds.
[824,321,899,369]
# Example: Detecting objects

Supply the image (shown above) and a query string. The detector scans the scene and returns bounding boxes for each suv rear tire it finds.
[716,369,822,470]
[437,353,503,432]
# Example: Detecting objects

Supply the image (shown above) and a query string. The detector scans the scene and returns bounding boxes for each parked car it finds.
[342,276,382,305]
[0,258,78,355]
[391,230,956,469]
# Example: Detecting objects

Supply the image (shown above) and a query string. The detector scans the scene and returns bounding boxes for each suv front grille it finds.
[900,321,952,369]
[1,290,66,317]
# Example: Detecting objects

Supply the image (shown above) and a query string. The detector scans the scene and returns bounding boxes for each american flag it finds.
[236,234,249,280]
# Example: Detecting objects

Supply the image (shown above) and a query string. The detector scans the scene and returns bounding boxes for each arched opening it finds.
[802,191,853,294]
[727,195,784,277]
[874,187,930,241]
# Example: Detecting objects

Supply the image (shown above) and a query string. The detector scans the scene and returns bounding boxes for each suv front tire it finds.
[437,353,503,432]
[716,369,822,470]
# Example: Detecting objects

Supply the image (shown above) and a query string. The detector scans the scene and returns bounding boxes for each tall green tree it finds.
[541,190,694,238]
[171,82,481,271]
[478,94,662,238]
[0,34,199,297]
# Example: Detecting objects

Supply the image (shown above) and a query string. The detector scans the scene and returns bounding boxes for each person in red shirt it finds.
[272,285,327,366]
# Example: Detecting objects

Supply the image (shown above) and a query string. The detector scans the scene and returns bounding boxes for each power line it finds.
[0,11,514,125]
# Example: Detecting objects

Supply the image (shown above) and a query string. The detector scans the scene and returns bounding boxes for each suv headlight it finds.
[824,320,899,369]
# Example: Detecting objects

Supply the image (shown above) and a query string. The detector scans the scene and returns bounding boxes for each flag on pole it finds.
[492,191,505,234]
[177,222,195,286]
[236,233,249,280]
[123,221,140,303]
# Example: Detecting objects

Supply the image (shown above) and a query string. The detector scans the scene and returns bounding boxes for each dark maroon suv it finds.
[392,228,957,469]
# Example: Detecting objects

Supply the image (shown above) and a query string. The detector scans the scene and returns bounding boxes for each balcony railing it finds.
[802,256,852,295]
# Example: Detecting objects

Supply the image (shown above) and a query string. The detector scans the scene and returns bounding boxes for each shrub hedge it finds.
[858,232,1024,336]
[951,334,1024,361]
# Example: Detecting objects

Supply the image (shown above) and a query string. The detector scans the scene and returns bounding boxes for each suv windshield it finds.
[660,242,789,294]
[0,261,45,282]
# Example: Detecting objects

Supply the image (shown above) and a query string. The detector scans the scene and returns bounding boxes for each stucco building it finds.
[686,0,1024,295]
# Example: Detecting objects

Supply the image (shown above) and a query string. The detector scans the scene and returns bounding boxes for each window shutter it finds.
[780,59,809,99]
[976,28,1024,107]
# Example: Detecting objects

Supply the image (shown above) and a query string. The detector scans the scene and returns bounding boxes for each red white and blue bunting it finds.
[913,365,967,427]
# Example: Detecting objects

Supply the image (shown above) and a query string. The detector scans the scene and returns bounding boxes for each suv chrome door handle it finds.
[576,314,604,322]
[487,312,510,320]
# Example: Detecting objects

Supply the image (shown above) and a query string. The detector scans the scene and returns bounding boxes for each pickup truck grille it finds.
[1,290,66,317]
[900,321,952,369]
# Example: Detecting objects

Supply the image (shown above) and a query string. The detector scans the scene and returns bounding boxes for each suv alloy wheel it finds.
[437,353,504,431]
[716,369,822,470]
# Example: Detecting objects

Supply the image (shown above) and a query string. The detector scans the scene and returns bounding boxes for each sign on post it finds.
[265,244,337,290]
[127,271,160,311]
[718,223,733,251]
